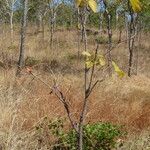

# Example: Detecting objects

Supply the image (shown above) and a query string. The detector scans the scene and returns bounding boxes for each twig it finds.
[87,44,99,94]
[28,71,78,132]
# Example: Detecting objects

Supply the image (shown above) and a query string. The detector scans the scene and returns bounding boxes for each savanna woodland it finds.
[0,0,150,149]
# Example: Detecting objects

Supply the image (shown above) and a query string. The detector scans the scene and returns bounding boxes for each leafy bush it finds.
[57,123,125,150]
[35,118,125,150]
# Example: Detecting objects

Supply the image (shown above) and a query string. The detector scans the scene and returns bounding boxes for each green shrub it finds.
[55,122,124,149]
[35,118,125,150]
[57,123,125,150]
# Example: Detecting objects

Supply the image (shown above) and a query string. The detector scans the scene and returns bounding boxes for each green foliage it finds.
[56,3,74,28]
[35,118,125,150]
[56,122,125,150]
[139,0,150,31]
[35,117,65,149]
[88,13,100,28]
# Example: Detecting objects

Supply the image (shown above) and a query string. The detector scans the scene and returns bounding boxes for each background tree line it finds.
[0,0,149,29]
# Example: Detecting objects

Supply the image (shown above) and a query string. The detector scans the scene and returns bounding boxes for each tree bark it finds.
[10,1,14,45]
[99,13,103,33]
[128,0,136,77]
[106,12,112,76]
[50,8,55,48]
[78,7,88,150]
[16,0,28,76]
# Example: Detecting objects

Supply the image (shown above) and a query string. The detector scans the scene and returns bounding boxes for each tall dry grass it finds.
[0,25,150,149]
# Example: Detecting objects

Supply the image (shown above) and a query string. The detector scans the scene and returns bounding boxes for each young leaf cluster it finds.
[76,0,98,12]
[82,51,105,69]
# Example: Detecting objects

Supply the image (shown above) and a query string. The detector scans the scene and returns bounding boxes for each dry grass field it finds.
[0,25,150,149]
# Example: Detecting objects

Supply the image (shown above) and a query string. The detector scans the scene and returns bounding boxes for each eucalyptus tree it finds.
[126,0,141,76]
[48,0,60,48]
[17,0,28,76]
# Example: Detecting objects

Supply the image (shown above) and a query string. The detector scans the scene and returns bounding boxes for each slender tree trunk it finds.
[128,21,136,76]
[118,27,122,43]
[99,13,103,33]
[125,16,128,44]
[78,7,88,150]
[135,19,141,75]
[50,20,54,48]
[77,8,80,60]
[128,0,136,77]
[106,12,112,76]
[50,9,54,48]
[16,0,28,76]
[38,13,42,33]
[41,17,45,42]
[80,9,85,43]
[10,9,14,45]
[35,14,40,34]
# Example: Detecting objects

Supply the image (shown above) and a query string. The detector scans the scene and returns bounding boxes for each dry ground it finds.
[0,25,150,149]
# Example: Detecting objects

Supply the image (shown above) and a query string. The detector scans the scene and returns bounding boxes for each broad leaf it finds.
[76,0,82,7]
[130,0,141,12]
[75,0,98,12]
[98,55,106,66]
[88,0,98,13]
[82,51,91,57]
[86,60,94,69]
[112,61,125,78]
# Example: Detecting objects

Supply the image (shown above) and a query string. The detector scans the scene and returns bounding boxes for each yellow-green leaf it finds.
[112,61,125,78]
[88,0,97,13]
[98,55,106,66]
[77,23,81,30]
[82,51,91,57]
[75,0,97,12]
[76,0,82,7]
[130,0,141,12]
[86,60,94,69]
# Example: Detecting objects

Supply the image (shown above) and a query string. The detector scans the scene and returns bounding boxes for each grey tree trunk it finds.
[78,7,88,150]
[106,12,112,76]
[41,18,45,41]
[49,0,57,49]
[17,0,28,76]
[49,8,55,48]
[10,1,14,45]
[127,0,136,77]
[99,13,103,33]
